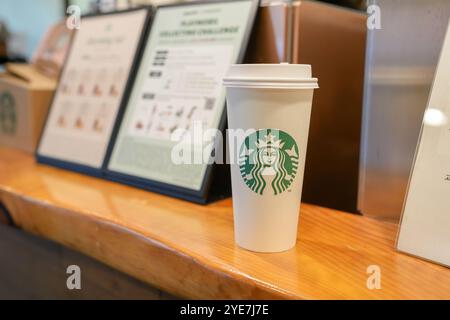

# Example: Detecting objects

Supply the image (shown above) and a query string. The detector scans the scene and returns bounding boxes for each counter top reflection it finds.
[0,147,449,299]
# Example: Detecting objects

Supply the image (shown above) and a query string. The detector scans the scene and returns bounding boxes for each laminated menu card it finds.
[105,0,258,203]
[37,8,151,175]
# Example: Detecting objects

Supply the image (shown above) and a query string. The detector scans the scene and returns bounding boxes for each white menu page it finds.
[38,9,147,168]
[397,21,450,267]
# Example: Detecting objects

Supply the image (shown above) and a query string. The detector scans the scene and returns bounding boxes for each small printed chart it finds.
[127,45,233,141]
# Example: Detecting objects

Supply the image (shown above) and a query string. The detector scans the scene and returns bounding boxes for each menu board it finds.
[106,0,257,200]
[37,8,150,172]
[397,21,450,267]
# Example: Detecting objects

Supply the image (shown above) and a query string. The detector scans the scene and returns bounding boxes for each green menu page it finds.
[107,0,255,191]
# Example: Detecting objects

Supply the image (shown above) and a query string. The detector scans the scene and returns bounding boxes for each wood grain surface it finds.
[0,147,449,299]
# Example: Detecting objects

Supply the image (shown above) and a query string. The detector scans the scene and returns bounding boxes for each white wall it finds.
[0,0,64,59]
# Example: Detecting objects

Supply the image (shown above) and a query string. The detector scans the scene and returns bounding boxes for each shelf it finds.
[0,147,449,299]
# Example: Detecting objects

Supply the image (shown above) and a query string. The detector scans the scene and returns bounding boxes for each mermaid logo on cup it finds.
[239,129,299,196]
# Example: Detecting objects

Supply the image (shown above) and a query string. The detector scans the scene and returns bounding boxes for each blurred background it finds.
[0,0,365,62]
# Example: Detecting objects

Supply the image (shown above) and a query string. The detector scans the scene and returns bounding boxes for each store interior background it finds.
[0,0,365,61]
[1,0,450,222]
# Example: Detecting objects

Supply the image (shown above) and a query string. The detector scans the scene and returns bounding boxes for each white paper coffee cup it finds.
[224,64,318,253]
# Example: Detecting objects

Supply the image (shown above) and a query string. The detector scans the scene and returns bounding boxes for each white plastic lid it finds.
[223,63,319,89]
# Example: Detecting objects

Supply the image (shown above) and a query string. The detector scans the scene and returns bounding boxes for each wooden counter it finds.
[0,147,449,299]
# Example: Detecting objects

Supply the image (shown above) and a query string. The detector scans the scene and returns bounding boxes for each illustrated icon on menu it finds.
[93,83,102,97]
[135,121,144,130]
[57,115,66,128]
[93,118,104,132]
[75,104,87,130]
[109,84,119,97]
[57,103,72,128]
[109,69,124,97]
[75,117,84,129]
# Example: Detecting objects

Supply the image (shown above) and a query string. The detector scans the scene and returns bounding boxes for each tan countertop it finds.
[0,147,449,299]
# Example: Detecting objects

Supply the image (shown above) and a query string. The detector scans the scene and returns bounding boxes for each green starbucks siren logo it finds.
[239,129,299,196]
[0,92,17,135]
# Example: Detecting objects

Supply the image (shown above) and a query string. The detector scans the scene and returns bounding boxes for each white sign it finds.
[38,9,148,169]
[397,21,450,267]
